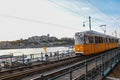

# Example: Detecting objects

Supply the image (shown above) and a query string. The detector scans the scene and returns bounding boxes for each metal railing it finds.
[43,48,120,80]
[0,50,75,71]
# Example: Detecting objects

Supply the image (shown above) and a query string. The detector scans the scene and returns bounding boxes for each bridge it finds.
[33,48,120,80]
[0,48,120,80]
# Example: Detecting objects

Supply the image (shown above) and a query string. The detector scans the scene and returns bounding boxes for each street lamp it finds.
[112,30,117,37]
[100,25,106,34]
[83,16,92,31]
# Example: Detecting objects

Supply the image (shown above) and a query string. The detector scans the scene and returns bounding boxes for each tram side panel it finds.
[84,44,92,55]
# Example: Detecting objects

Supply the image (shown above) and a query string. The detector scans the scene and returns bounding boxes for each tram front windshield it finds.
[75,34,84,44]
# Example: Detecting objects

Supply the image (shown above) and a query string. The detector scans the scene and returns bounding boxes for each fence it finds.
[46,48,120,80]
[0,50,75,71]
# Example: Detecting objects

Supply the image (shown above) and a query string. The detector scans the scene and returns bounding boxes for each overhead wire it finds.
[49,0,106,29]
[49,0,86,19]
[87,0,120,36]
[49,0,106,24]
[0,14,80,31]
[87,0,120,28]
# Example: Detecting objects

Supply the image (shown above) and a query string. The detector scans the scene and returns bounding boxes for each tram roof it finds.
[75,30,118,39]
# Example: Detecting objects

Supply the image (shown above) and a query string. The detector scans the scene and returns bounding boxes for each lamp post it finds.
[112,30,117,37]
[100,25,106,34]
[83,17,92,78]
[83,16,92,31]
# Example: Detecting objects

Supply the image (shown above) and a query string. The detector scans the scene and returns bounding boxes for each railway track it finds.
[31,55,100,80]
[0,56,80,80]
[31,48,119,80]
[0,55,79,75]
[0,52,103,80]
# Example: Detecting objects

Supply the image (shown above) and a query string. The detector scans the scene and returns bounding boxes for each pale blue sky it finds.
[0,0,120,41]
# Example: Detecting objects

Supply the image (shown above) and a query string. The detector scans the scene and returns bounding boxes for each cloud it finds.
[49,0,120,36]
[81,7,90,11]
[0,0,119,41]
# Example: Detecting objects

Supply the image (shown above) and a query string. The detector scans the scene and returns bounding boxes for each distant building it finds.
[119,38,120,45]
[19,43,25,47]
[0,41,11,47]
[48,37,58,42]
[28,35,58,43]
[0,41,12,49]
[61,37,74,41]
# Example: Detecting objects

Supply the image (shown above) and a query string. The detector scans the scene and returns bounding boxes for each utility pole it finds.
[100,25,106,34]
[115,30,117,37]
[89,16,91,31]
[83,16,92,31]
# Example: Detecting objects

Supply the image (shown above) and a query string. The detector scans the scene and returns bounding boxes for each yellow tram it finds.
[74,30,119,55]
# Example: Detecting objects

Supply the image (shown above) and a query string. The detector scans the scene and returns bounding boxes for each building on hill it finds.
[28,35,58,43]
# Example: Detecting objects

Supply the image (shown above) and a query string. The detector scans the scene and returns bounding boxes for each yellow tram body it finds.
[74,31,119,55]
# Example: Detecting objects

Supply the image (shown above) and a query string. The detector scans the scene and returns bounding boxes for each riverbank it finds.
[0,44,73,50]
[0,37,74,50]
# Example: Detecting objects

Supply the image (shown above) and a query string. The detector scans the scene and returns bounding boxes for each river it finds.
[0,46,71,56]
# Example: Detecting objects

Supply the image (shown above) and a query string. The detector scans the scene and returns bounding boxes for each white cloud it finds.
[81,7,90,11]
[0,0,119,41]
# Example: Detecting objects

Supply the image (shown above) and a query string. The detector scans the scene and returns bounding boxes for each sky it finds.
[0,0,120,41]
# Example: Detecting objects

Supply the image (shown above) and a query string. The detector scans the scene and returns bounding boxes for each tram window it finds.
[98,37,100,43]
[103,38,104,43]
[99,37,101,43]
[100,37,102,43]
[101,37,103,43]
[103,37,104,43]
[105,38,107,43]
[110,39,112,43]
[84,35,89,44]
[107,38,109,43]
[109,38,111,43]
[104,38,106,43]
[100,37,101,43]
[106,38,108,43]
[89,36,94,43]
[108,38,109,43]
[95,36,97,43]
[95,36,99,43]
[112,39,113,43]
[116,39,117,43]
[117,39,119,43]
[93,36,95,44]
[106,38,107,43]
[88,37,90,43]
[105,38,106,43]
[96,37,98,43]
[75,35,84,44]
[91,37,94,43]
